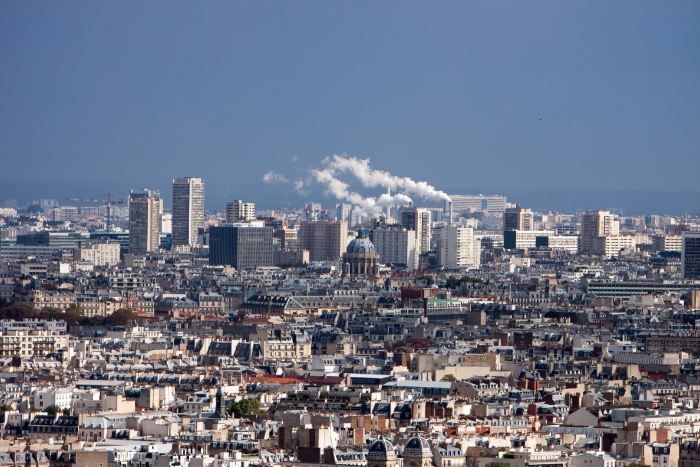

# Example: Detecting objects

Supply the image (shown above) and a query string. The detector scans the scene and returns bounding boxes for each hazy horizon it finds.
[2,178,698,217]
[1,2,698,216]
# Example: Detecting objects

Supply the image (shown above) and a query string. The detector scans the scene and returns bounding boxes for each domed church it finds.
[366,437,399,467]
[342,229,380,285]
[401,435,432,467]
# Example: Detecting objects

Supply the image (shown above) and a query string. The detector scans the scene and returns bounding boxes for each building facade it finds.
[226,200,256,222]
[172,177,204,246]
[503,206,534,232]
[209,224,274,269]
[400,207,431,256]
[682,232,700,279]
[370,225,417,270]
[128,189,162,254]
[580,210,619,255]
[435,226,481,270]
[445,194,507,213]
[651,234,682,252]
[591,235,637,259]
[297,220,348,262]
[78,242,121,266]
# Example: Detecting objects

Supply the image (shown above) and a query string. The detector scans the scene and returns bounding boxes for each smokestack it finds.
[449,201,453,226]
[386,187,391,217]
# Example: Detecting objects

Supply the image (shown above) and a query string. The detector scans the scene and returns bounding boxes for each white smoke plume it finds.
[319,154,452,203]
[263,171,289,183]
[262,154,450,220]
[310,154,448,218]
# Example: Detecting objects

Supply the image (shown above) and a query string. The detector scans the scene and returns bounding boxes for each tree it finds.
[67,303,84,315]
[446,276,484,289]
[38,308,83,326]
[0,305,40,320]
[25,204,43,214]
[62,408,71,416]
[419,275,434,286]
[106,308,138,326]
[80,316,105,326]
[441,374,457,382]
[0,404,12,413]
[392,341,406,348]
[41,307,63,319]
[0,297,11,309]
[227,398,262,418]
[58,309,83,326]
[45,405,61,416]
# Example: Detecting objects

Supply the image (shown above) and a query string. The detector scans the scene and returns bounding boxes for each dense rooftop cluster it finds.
[1,199,700,467]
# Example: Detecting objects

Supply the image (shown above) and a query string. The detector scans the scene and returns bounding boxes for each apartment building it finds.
[400,207,432,256]
[435,226,481,270]
[297,220,348,262]
[15,289,76,311]
[226,200,256,222]
[580,210,620,254]
[0,328,69,357]
[370,225,417,270]
[77,241,120,266]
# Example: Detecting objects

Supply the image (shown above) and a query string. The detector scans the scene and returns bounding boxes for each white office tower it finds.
[172,177,204,246]
[161,213,172,234]
[435,225,481,270]
[445,194,507,213]
[370,226,417,271]
[128,189,162,254]
[400,207,432,256]
[580,210,620,254]
[503,205,534,232]
[226,200,256,222]
[79,242,121,266]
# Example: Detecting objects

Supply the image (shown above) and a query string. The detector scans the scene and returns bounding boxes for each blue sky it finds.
[1,2,698,213]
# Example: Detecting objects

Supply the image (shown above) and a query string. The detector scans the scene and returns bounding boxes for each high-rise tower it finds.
[172,177,204,246]
[400,207,431,256]
[580,210,619,254]
[128,189,162,254]
[503,205,534,233]
[682,232,700,279]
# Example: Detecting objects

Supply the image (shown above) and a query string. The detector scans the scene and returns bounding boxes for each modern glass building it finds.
[209,224,273,269]
[682,232,700,279]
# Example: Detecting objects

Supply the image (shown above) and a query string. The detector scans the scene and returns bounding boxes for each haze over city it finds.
[1,2,699,214]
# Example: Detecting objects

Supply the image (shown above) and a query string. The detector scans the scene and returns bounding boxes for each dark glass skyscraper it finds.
[209,225,273,269]
[682,232,700,279]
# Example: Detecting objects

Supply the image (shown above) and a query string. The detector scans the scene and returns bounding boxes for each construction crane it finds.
[65,194,124,233]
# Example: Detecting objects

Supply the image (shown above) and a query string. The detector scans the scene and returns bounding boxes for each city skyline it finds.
[3,3,700,463]
[4,182,700,217]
